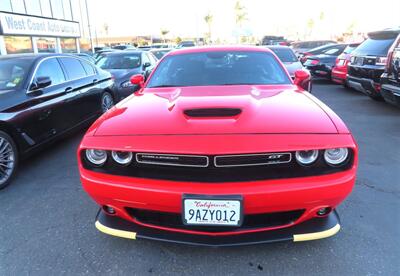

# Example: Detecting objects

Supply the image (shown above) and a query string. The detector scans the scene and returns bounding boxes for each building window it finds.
[0,0,12,12]
[79,38,91,53]
[25,0,42,16]
[40,0,52,17]
[4,36,33,54]
[10,0,26,13]
[60,38,77,53]
[50,0,64,19]
[36,37,56,53]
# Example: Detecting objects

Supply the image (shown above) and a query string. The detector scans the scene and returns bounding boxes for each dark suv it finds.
[380,34,400,107]
[347,28,400,100]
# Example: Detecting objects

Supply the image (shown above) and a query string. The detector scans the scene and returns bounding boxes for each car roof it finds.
[0,53,84,61]
[169,45,273,56]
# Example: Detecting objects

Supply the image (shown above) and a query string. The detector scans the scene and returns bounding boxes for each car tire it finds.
[0,131,18,190]
[101,92,114,113]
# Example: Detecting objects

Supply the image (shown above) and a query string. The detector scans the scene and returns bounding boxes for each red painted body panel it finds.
[79,46,358,239]
[332,53,351,84]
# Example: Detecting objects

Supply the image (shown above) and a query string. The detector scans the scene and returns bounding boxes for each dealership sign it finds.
[0,12,80,38]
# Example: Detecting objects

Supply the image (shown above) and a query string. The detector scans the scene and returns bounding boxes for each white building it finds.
[0,0,92,55]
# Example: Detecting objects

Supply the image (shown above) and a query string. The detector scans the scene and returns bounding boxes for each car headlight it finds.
[295,150,319,165]
[121,80,134,88]
[111,151,133,165]
[324,148,348,166]
[86,149,107,166]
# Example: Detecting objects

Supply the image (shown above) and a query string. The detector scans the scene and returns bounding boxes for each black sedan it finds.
[95,51,158,100]
[0,54,114,189]
[303,44,348,79]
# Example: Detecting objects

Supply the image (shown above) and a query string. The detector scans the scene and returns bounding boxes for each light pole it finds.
[84,0,94,52]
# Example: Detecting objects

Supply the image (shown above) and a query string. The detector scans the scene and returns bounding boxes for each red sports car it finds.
[78,46,358,246]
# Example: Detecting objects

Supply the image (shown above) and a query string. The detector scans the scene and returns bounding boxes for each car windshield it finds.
[353,37,396,56]
[147,51,291,88]
[343,45,359,54]
[269,48,298,62]
[96,54,141,69]
[152,50,170,59]
[0,59,32,91]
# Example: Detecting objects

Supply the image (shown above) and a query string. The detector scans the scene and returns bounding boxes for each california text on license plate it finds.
[183,196,242,226]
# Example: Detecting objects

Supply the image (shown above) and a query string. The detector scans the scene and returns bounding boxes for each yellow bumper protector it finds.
[293,223,340,242]
[95,220,137,240]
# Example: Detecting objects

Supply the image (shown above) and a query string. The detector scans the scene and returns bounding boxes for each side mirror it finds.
[143,62,151,68]
[294,69,312,92]
[31,76,52,91]
[130,74,145,88]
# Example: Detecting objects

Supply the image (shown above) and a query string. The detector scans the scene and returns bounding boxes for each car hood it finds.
[93,85,338,136]
[283,62,303,76]
[104,68,141,80]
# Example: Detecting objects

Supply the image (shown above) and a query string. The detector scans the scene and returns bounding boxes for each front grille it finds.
[126,208,305,232]
[82,150,354,183]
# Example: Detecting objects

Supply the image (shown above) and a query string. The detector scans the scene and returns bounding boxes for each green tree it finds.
[234,1,248,28]
[307,18,315,38]
[204,13,213,44]
[160,29,169,43]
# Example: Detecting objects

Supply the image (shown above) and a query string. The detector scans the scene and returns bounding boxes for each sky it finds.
[88,0,400,40]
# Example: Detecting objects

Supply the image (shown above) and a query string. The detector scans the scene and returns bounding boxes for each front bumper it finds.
[380,79,400,107]
[95,208,341,246]
[331,67,346,84]
[347,75,380,97]
[305,65,332,79]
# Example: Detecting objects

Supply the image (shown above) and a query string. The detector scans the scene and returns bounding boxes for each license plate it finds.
[183,195,242,226]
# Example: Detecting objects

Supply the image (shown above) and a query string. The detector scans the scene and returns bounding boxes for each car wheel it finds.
[101,92,114,113]
[0,131,18,190]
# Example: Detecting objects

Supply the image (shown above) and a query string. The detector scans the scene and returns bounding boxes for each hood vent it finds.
[184,108,242,118]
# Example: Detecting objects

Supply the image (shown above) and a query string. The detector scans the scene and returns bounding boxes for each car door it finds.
[75,58,105,119]
[58,56,100,128]
[19,57,71,144]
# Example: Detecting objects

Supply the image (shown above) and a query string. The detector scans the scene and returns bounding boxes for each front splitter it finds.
[95,209,341,247]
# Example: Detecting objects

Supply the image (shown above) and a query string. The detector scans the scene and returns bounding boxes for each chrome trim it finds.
[135,153,209,168]
[214,153,292,167]
[27,55,97,94]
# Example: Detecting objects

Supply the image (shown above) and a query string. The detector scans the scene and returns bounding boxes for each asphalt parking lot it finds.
[0,82,399,276]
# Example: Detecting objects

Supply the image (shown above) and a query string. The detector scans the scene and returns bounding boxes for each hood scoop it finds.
[183,108,242,118]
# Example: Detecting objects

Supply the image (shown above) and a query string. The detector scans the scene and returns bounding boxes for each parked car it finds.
[331,43,361,85]
[266,45,304,79]
[94,49,120,61]
[291,40,336,57]
[95,51,158,101]
[74,53,96,64]
[0,54,114,189]
[347,28,400,100]
[298,43,338,63]
[176,41,195,48]
[380,34,400,107]
[149,48,173,60]
[137,46,151,51]
[303,44,348,79]
[79,46,357,246]
[261,35,288,46]
[112,45,136,50]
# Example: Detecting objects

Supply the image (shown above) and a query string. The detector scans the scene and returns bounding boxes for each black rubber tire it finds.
[101,92,114,113]
[0,130,19,190]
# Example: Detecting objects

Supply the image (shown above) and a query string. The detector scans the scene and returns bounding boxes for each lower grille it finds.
[126,208,305,232]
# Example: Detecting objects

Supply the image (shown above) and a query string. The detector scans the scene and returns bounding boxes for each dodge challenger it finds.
[78,46,358,246]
